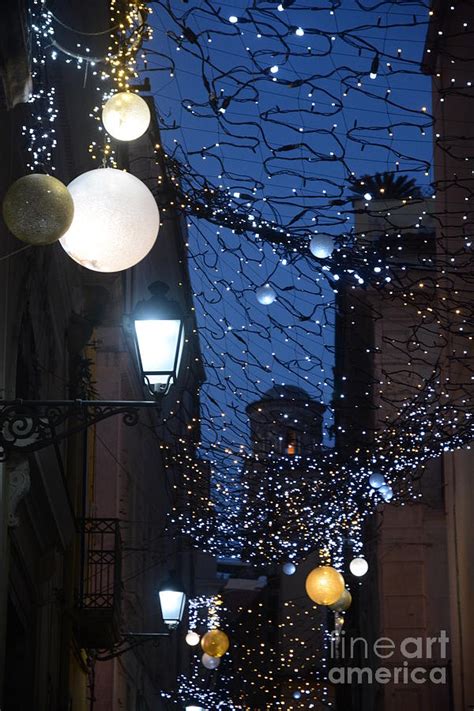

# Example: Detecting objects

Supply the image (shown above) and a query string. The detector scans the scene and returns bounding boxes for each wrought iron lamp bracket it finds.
[0,399,161,462]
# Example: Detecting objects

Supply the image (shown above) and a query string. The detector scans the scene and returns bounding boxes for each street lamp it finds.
[131,281,185,397]
[0,281,184,462]
[158,574,186,630]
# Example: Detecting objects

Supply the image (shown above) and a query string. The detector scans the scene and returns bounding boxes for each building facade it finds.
[0,2,205,709]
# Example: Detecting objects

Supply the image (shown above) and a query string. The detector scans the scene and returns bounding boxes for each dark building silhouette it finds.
[247,385,325,457]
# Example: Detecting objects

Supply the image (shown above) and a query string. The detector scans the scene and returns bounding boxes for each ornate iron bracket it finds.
[0,399,161,462]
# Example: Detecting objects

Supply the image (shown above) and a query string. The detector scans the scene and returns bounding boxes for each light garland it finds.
[23,0,58,171]
[188,594,225,632]
[15,5,474,706]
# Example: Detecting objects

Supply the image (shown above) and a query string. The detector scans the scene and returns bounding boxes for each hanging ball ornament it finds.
[310,234,334,259]
[256,284,276,305]
[201,629,230,657]
[305,565,345,606]
[369,473,385,489]
[102,91,151,141]
[329,589,352,612]
[2,174,74,246]
[379,484,394,502]
[185,630,200,646]
[60,168,159,272]
[201,653,221,670]
[282,562,297,576]
[349,557,369,578]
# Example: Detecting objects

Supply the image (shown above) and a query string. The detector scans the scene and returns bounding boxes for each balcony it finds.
[76,518,122,649]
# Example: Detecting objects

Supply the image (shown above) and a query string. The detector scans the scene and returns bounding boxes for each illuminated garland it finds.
[228,598,331,709]
[188,594,225,631]
[23,0,57,171]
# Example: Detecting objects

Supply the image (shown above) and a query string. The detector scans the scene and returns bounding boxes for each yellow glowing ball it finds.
[329,589,352,612]
[102,92,151,141]
[200,629,230,658]
[305,565,345,606]
[2,174,74,245]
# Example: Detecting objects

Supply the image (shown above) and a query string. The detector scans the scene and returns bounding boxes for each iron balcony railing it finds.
[76,518,122,648]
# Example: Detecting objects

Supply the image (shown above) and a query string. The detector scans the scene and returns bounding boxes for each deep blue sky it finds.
[146,0,432,455]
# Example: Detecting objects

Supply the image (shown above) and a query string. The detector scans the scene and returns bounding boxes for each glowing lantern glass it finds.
[132,282,185,397]
[305,565,345,606]
[102,92,151,141]
[60,168,159,273]
[158,576,186,629]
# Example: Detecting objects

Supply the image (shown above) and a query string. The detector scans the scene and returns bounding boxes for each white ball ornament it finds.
[349,557,369,578]
[60,168,159,272]
[282,562,296,576]
[379,484,394,502]
[185,630,200,646]
[310,234,334,259]
[201,653,220,670]
[102,92,151,141]
[369,473,385,489]
[256,284,276,305]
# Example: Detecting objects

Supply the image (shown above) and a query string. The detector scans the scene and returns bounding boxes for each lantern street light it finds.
[0,281,185,462]
[158,574,187,630]
[131,281,185,397]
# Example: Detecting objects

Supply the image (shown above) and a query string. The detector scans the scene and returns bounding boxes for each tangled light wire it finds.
[22,0,473,564]
[139,0,473,562]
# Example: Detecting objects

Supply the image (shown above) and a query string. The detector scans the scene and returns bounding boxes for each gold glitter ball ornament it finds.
[200,629,230,657]
[305,565,345,606]
[2,174,74,245]
[328,588,352,612]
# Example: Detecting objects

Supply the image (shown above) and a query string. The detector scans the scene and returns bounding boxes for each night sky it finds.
[146,0,433,458]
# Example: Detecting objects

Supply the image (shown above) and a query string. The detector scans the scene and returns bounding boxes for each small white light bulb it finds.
[349,557,369,577]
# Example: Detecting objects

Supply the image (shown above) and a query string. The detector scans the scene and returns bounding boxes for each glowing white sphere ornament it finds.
[369,473,385,489]
[282,562,296,576]
[185,630,200,646]
[256,284,276,305]
[201,653,220,670]
[102,92,151,141]
[349,557,369,578]
[310,234,334,259]
[379,484,394,502]
[60,168,159,272]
